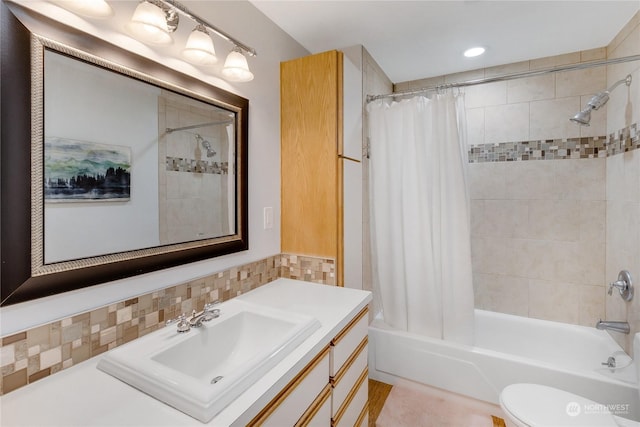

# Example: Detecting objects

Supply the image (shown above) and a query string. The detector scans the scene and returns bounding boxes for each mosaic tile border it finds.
[469,122,638,163]
[280,254,336,285]
[166,156,230,174]
[0,253,335,395]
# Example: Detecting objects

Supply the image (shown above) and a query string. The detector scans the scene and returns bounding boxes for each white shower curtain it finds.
[367,92,474,344]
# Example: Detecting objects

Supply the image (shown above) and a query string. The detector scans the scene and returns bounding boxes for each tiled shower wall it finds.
[604,12,640,353]
[395,11,639,343]
[0,253,335,395]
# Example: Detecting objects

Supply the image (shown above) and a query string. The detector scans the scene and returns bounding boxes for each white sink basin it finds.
[97,299,320,422]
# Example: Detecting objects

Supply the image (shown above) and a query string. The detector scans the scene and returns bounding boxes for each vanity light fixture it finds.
[51,0,113,18]
[128,0,256,81]
[126,0,178,45]
[464,46,486,58]
[222,46,254,82]
[182,24,217,66]
[52,0,257,81]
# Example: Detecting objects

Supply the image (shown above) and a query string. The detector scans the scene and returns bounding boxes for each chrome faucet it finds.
[595,319,630,334]
[601,356,616,368]
[166,301,221,333]
[189,301,221,328]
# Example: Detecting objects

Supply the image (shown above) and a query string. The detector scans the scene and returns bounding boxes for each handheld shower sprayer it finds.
[570,74,632,126]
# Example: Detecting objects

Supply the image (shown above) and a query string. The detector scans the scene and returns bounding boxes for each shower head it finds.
[570,74,632,127]
[195,134,216,158]
[570,107,592,126]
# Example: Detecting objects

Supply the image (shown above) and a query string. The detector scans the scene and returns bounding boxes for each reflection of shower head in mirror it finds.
[195,134,216,157]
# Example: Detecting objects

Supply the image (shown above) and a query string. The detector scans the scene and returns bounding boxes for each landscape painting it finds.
[44,138,131,202]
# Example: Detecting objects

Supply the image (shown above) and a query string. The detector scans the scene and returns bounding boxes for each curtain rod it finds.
[366,54,640,103]
[166,119,234,134]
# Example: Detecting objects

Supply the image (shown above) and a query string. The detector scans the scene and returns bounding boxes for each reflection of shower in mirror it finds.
[195,134,216,157]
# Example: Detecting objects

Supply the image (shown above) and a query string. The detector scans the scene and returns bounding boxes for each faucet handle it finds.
[166,313,191,333]
[608,270,633,302]
[204,300,221,319]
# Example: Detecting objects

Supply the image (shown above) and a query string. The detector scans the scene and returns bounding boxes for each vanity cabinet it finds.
[248,307,369,427]
[280,49,363,289]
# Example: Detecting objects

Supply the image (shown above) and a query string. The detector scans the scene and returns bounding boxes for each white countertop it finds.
[0,279,371,427]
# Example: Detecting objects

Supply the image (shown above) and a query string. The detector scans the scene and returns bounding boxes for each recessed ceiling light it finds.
[464,47,485,58]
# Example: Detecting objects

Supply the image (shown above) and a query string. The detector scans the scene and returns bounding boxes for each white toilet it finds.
[500,333,640,427]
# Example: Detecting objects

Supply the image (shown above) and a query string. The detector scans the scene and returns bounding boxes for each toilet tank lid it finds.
[499,383,619,427]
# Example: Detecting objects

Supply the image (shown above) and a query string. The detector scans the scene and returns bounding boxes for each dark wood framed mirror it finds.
[0,3,249,306]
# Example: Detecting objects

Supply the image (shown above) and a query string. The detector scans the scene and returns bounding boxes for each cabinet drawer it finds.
[357,405,368,427]
[331,338,367,417]
[332,367,368,427]
[297,384,332,427]
[330,308,368,376]
[249,346,330,427]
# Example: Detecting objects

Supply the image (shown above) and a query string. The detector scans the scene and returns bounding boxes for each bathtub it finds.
[369,309,640,421]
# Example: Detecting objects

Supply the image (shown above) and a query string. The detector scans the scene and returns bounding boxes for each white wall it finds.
[1,1,309,335]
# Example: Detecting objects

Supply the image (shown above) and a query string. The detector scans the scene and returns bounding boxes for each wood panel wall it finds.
[280,50,344,280]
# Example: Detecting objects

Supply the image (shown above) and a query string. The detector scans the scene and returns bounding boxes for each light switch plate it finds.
[264,207,273,229]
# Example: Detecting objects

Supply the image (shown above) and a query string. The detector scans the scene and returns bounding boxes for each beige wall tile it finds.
[466,107,485,146]
[485,102,529,143]
[529,279,580,323]
[530,97,581,140]
[506,239,555,281]
[607,16,639,133]
[579,200,606,244]
[579,285,605,327]
[481,200,528,239]
[556,67,607,98]
[553,240,605,286]
[504,160,555,200]
[606,152,626,201]
[607,10,640,55]
[526,199,580,242]
[465,81,507,108]
[468,162,507,200]
[507,74,555,103]
[470,199,484,237]
[445,68,484,84]
[581,47,607,62]
[485,61,530,78]
[473,273,529,316]
[554,158,606,201]
[530,52,581,70]
[471,237,508,275]
[404,76,445,91]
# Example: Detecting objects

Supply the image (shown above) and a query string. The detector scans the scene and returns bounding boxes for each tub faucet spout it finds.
[595,319,630,334]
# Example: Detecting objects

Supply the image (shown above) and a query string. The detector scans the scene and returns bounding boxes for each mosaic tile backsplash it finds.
[469,122,638,163]
[0,253,335,395]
